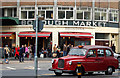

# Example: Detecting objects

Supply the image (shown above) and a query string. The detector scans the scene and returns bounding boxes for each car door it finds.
[85,49,99,71]
[96,48,106,71]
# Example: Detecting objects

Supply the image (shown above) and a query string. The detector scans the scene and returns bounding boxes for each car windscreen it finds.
[68,48,87,56]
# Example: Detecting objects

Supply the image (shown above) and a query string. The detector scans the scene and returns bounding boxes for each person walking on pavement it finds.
[25,45,28,58]
[19,45,24,62]
[28,45,32,60]
[15,45,20,59]
[4,45,10,64]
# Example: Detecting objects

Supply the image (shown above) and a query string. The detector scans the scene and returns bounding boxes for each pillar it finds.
[109,33,112,47]
[16,32,20,47]
[52,31,58,52]
[91,32,95,45]
[118,30,120,53]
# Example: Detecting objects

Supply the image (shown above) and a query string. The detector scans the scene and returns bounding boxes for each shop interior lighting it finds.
[68,37,70,39]
[5,37,6,39]
[31,37,32,39]
[26,37,27,39]
[46,37,48,39]
[63,37,65,39]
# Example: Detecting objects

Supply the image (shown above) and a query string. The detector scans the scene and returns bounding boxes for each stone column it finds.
[16,32,20,47]
[52,31,58,52]
[91,31,95,45]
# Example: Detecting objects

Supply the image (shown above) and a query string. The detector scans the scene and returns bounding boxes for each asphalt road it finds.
[1,58,120,78]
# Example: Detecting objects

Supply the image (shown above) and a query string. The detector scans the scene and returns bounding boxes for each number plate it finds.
[55,70,62,73]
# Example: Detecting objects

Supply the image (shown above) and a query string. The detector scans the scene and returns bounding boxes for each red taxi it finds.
[49,45,119,76]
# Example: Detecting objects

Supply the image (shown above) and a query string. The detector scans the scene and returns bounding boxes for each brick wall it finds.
[1,0,119,9]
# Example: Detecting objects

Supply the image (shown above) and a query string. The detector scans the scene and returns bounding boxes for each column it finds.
[109,33,112,47]
[118,30,120,53]
[16,32,20,47]
[91,32,95,45]
[52,31,58,52]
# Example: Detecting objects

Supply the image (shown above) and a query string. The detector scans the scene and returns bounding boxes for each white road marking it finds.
[24,66,41,70]
[6,67,16,70]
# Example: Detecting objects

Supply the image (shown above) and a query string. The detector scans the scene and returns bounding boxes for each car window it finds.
[87,49,96,57]
[97,49,104,57]
[106,49,112,57]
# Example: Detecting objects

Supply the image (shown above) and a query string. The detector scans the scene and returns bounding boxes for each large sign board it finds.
[19,20,119,28]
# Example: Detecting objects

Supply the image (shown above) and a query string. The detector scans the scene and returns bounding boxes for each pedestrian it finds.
[15,45,20,59]
[111,44,116,53]
[56,46,61,58]
[4,45,10,64]
[25,45,28,58]
[19,45,24,62]
[47,47,52,57]
[63,44,67,56]
[67,45,70,55]
[53,44,57,53]
[28,45,32,60]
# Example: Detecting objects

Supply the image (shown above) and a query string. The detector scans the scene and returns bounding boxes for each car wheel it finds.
[105,67,113,75]
[88,72,93,75]
[54,72,62,76]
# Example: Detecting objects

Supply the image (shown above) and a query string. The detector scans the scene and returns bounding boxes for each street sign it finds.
[33,20,44,32]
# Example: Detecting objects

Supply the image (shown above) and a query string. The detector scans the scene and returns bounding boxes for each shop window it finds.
[38,7,53,19]
[7,8,12,17]
[109,9,118,22]
[77,11,83,19]
[84,11,90,20]
[95,8,107,21]
[58,11,65,19]
[21,11,27,19]
[66,11,73,19]
[21,7,35,19]
[58,7,73,20]
[46,11,53,19]
[28,11,35,19]
[38,11,45,17]
[76,7,91,20]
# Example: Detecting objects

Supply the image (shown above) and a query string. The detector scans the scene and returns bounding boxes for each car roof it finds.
[74,45,112,50]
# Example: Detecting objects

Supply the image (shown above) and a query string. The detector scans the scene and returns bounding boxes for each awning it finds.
[60,32,93,38]
[18,32,51,37]
[0,17,19,25]
[0,32,14,37]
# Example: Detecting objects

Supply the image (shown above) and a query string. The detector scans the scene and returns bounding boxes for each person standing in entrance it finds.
[63,44,67,56]
[4,45,10,64]
[53,44,57,53]
[19,45,24,62]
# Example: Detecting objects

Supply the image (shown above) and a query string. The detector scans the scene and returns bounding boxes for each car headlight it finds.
[69,61,72,65]
[52,59,55,64]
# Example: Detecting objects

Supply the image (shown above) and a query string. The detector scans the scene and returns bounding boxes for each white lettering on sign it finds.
[27,20,33,25]
[20,20,107,27]
[73,21,79,26]
[80,21,85,26]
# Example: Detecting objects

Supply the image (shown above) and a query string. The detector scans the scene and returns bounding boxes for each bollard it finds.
[77,62,82,78]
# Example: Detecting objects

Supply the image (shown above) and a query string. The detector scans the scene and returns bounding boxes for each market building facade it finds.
[0,0,120,53]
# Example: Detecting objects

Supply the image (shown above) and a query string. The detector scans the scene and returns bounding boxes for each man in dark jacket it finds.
[19,45,24,62]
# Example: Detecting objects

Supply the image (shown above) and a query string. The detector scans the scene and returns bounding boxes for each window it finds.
[77,7,91,20]
[21,7,35,19]
[97,49,104,57]
[21,11,27,19]
[106,49,112,57]
[109,9,118,22]
[87,49,96,57]
[58,7,73,19]
[28,11,35,19]
[38,7,53,19]
[95,8,107,21]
